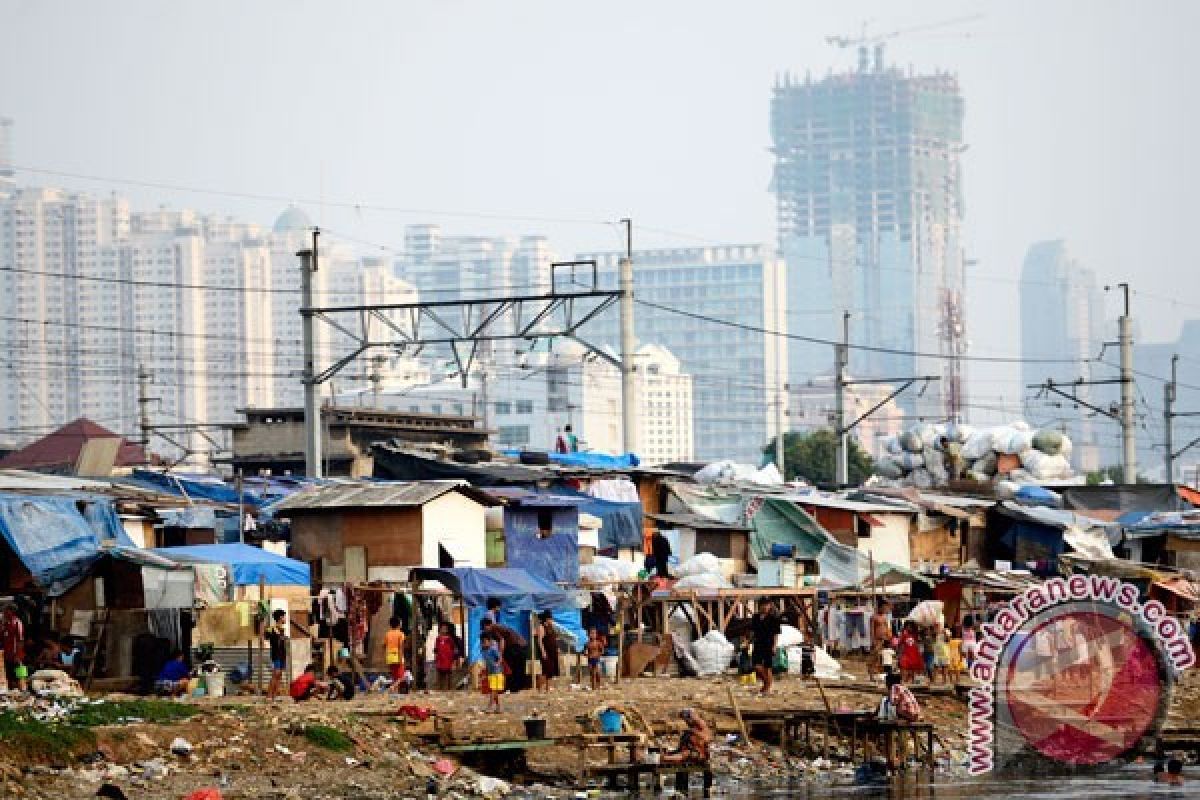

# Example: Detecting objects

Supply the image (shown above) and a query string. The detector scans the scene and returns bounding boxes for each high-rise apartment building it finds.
[771,61,967,420]
[576,245,787,464]
[0,117,13,192]
[398,224,554,300]
[0,188,132,441]
[1020,240,1108,472]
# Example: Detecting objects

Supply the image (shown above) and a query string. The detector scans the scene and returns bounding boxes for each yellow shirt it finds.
[385,629,406,665]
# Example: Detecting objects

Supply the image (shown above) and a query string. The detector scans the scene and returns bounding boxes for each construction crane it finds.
[826,14,984,71]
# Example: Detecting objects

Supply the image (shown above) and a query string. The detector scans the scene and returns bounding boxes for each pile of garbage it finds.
[873,421,1074,488]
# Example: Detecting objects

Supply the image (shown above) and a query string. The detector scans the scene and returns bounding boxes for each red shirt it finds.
[289,671,316,700]
[434,635,458,671]
[1,615,24,662]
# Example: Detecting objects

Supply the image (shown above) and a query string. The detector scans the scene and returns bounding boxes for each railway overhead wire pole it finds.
[298,251,625,478]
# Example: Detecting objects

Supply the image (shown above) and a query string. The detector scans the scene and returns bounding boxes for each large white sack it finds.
[778,624,805,649]
[668,608,696,645]
[992,427,1033,455]
[677,553,721,577]
[944,422,974,444]
[752,463,785,486]
[1021,449,1072,481]
[674,573,732,590]
[885,435,903,455]
[785,645,848,680]
[898,430,924,453]
[907,600,944,629]
[589,556,642,582]
[915,423,938,448]
[909,468,934,489]
[690,630,735,676]
[995,480,1021,500]
[961,431,993,461]
[896,452,925,470]
[580,563,620,584]
[875,457,904,479]
[972,452,998,476]
[923,447,948,485]
[1032,429,1066,456]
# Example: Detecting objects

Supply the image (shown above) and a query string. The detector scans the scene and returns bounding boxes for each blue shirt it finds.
[482,644,503,675]
[158,659,189,682]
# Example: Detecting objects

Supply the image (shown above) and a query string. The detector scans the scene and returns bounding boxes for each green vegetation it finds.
[303,724,354,752]
[68,700,201,727]
[763,429,875,485]
[0,712,96,763]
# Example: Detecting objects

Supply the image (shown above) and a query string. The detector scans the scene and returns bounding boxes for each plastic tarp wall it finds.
[504,507,580,584]
[0,494,133,596]
[547,489,642,550]
[411,567,585,662]
[152,543,310,586]
[743,497,860,588]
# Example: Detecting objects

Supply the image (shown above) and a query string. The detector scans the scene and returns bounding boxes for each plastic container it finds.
[204,670,225,698]
[598,709,623,734]
[601,655,619,677]
[770,542,796,558]
[523,717,546,739]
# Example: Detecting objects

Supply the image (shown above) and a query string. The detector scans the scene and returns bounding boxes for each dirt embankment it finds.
[7,665,1200,799]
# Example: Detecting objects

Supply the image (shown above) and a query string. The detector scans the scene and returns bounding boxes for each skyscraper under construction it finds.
[771,50,967,423]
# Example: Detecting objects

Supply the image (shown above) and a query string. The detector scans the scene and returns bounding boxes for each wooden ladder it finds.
[75,608,111,690]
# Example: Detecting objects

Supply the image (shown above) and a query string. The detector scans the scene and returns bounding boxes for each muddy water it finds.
[714,767,1197,798]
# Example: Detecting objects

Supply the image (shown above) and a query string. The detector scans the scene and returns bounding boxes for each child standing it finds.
[932,628,950,685]
[384,617,407,694]
[880,640,897,680]
[434,623,460,691]
[481,633,504,712]
[585,628,606,690]
[736,632,755,686]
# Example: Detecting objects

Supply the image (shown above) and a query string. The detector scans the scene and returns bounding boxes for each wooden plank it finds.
[727,686,750,743]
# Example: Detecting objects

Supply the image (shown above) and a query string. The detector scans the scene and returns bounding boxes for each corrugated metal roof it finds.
[270,480,494,512]
[789,493,918,514]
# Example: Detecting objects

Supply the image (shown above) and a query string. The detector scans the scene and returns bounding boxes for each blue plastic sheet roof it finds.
[545,488,642,550]
[410,567,573,611]
[0,493,134,596]
[152,543,310,586]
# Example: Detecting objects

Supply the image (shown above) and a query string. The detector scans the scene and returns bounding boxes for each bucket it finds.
[601,655,619,677]
[598,709,623,734]
[523,717,546,739]
[204,670,225,698]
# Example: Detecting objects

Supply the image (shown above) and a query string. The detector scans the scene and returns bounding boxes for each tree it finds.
[1086,465,1146,485]
[762,428,874,486]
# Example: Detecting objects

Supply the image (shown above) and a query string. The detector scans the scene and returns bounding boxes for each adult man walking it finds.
[751,600,782,696]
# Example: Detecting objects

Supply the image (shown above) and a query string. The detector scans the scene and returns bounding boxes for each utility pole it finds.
[618,218,638,456]
[775,382,787,479]
[1165,354,1178,483]
[834,311,850,486]
[1117,283,1137,483]
[137,363,153,451]
[300,228,323,479]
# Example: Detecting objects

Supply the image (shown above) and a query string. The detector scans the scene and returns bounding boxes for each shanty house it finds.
[479,488,583,584]
[273,481,499,582]
[647,511,751,580]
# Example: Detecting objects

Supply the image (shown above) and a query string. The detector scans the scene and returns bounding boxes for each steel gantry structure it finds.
[296,231,629,477]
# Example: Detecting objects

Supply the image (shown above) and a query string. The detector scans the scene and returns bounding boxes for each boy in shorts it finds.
[481,632,504,712]
[585,628,606,690]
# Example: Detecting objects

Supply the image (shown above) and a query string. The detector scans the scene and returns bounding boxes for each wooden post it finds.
[615,597,624,684]
[727,686,750,743]
[257,575,266,693]
[411,591,420,690]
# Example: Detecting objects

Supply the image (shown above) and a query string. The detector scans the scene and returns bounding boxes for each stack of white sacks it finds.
[873,420,1073,488]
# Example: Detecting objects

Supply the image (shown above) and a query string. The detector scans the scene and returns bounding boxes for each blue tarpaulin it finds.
[501,450,641,470]
[126,469,268,509]
[152,543,310,586]
[546,488,642,550]
[410,567,585,660]
[0,494,134,596]
[504,506,580,584]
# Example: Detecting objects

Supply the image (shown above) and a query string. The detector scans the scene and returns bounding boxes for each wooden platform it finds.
[585,762,714,796]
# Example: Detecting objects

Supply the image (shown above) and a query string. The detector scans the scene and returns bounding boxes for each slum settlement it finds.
[1,422,1200,797]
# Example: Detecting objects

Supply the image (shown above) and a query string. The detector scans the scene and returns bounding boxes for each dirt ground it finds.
[7,661,1200,799]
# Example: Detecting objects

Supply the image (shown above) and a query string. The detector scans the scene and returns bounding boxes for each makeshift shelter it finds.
[1120,511,1200,569]
[0,493,134,596]
[481,488,583,584]
[271,481,498,581]
[987,502,1117,572]
[152,543,310,591]
[648,511,751,580]
[410,567,585,662]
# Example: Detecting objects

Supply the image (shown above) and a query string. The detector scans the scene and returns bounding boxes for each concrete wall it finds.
[856,513,913,570]
[421,492,486,567]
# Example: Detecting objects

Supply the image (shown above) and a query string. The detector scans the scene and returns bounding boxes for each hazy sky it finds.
[2,0,1198,417]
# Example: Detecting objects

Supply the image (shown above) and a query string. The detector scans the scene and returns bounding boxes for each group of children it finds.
[478,624,607,712]
[882,618,977,686]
